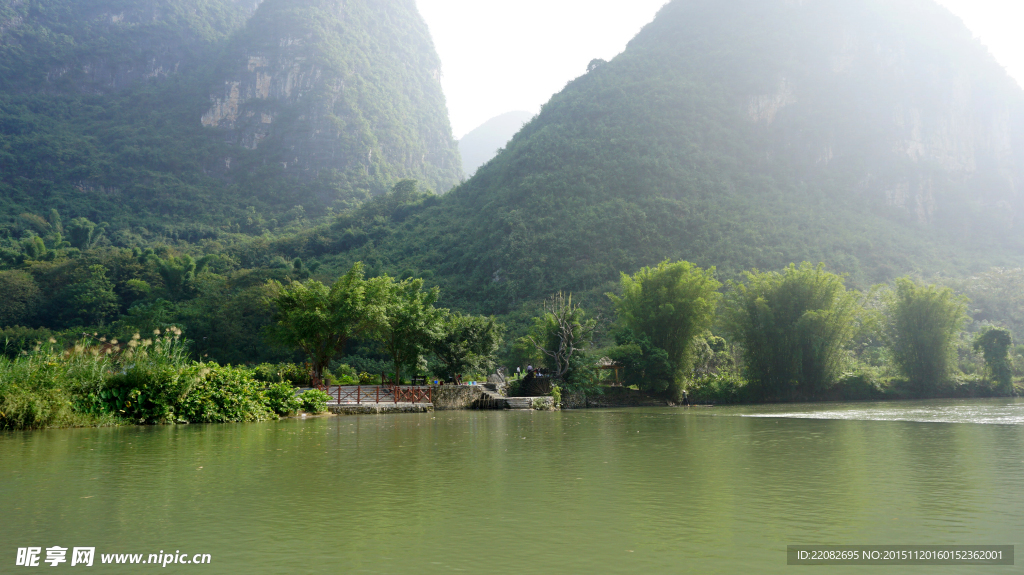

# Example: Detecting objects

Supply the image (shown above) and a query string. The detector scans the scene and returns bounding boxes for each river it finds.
[2,399,1022,574]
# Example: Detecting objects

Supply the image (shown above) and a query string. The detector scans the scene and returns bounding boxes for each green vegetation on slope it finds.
[0,0,461,236]
[304,0,1024,314]
[2,0,1024,382]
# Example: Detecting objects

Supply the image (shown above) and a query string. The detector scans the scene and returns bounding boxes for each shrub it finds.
[1,384,77,430]
[834,372,885,400]
[0,326,58,359]
[504,378,524,397]
[177,365,275,423]
[1,338,119,429]
[336,374,359,386]
[252,363,313,387]
[95,332,194,423]
[550,385,562,408]
[300,389,330,414]
[101,364,186,423]
[264,381,301,416]
[689,373,748,404]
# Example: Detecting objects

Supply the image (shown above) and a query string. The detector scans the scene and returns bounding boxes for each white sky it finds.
[416,0,1024,139]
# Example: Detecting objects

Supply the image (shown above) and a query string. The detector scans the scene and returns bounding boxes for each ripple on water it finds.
[731,399,1024,425]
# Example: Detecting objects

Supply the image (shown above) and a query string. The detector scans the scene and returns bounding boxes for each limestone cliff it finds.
[353,0,1024,309]
[0,0,461,225]
[0,0,261,92]
[201,0,461,193]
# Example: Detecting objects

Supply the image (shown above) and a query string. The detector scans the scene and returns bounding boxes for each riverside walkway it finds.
[299,385,435,414]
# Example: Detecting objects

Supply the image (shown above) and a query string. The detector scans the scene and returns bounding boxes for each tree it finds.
[885,277,968,395]
[0,270,41,327]
[58,265,120,327]
[21,236,46,260]
[608,260,721,382]
[606,328,674,393]
[150,254,216,300]
[724,263,862,400]
[524,292,596,384]
[266,263,369,385]
[973,327,1014,395]
[429,312,504,383]
[66,217,107,250]
[365,275,443,384]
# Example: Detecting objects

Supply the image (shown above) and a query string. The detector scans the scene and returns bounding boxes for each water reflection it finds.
[1,402,1022,574]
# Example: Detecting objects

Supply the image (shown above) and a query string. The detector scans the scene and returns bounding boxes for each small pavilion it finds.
[595,357,624,386]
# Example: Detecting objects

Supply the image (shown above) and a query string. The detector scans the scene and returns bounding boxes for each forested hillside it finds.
[2,0,1024,369]
[294,0,1024,314]
[0,0,461,237]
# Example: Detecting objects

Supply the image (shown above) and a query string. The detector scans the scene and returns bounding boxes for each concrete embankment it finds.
[328,403,433,415]
[314,384,566,414]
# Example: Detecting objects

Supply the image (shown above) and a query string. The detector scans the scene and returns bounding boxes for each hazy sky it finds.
[416,0,1024,139]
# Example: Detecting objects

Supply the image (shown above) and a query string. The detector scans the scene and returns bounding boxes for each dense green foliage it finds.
[429,312,504,382]
[609,260,721,384]
[519,293,598,392]
[2,1,1024,411]
[266,264,370,382]
[0,0,460,235]
[364,274,443,383]
[606,328,674,393]
[973,327,1014,394]
[723,263,864,400]
[303,0,1024,316]
[299,389,330,415]
[885,278,969,394]
[0,330,290,429]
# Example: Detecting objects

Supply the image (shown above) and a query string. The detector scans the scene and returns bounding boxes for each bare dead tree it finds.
[526,292,596,380]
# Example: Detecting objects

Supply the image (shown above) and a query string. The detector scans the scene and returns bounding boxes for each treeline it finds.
[265,263,503,385]
[2,197,1024,404]
[3,257,1023,430]
[513,261,1022,404]
[0,261,506,430]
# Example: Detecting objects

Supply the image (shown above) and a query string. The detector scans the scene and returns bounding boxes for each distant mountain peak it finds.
[458,111,534,177]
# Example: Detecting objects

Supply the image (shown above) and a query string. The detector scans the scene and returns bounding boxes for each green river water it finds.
[2,399,1023,574]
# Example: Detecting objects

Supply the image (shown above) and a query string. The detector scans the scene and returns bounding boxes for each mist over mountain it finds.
[0,0,461,233]
[3,0,1024,348]
[458,111,533,177]
[311,0,1024,313]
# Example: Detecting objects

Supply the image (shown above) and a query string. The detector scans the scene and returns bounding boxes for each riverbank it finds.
[3,335,1019,431]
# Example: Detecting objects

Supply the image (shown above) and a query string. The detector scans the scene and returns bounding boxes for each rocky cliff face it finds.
[362,0,1024,308]
[0,0,460,222]
[200,0,461,192]
[640,0,1024,225]
[0,0,261,92]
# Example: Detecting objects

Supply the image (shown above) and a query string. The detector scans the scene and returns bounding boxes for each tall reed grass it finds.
[1,328,295,430]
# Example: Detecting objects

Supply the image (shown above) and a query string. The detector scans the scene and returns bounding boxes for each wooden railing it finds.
[328,385,432,405]
[393,386,432,404]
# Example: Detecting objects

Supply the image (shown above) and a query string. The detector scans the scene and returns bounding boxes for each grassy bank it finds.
[0,331,313,431]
